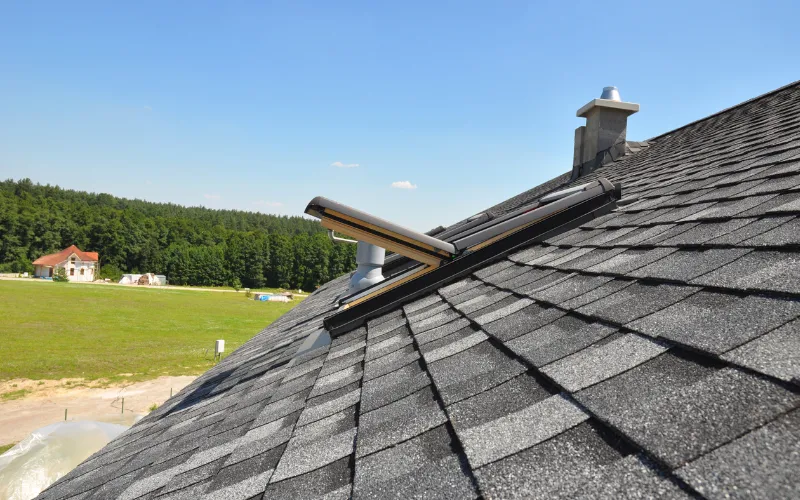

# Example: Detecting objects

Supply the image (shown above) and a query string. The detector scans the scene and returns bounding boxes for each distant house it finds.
[32,245,99,282]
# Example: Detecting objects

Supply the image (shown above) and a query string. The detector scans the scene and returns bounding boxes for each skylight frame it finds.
[306,178,621,336]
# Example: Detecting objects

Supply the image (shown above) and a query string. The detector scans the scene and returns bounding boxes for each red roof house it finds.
[33,245,99,281]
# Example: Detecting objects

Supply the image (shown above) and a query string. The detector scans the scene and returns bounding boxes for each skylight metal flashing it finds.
[305,178,620,336]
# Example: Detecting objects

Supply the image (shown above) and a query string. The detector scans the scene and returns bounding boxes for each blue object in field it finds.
[259,295,269,301]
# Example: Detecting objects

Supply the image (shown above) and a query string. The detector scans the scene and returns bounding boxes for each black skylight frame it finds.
[320,179,621,336]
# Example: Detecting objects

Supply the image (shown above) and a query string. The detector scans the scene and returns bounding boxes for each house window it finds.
[80,269,85,276]
[70,268,75,276]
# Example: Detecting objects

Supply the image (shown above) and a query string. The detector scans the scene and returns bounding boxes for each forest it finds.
[0,179,357,290]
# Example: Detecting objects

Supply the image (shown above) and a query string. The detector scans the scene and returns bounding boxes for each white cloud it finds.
[331,161,359,168]
[391,181,418,190]
[253,200,283,207]
[203,194,221,200]
[144,105,153,111]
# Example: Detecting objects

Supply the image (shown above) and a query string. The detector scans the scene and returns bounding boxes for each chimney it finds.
[573,86,639,175]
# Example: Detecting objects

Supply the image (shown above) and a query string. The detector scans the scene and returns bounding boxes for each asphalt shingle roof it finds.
[39,81,800,499]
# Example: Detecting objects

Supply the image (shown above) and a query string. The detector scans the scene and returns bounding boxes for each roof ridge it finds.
[646,79,800,142]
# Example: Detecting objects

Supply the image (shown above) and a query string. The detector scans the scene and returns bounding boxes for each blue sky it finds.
[1,1,798,230]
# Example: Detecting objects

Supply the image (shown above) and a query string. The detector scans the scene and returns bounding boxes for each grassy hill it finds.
[0,280,300,383]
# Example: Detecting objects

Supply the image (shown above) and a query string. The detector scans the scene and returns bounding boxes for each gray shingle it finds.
[560,278,635,310]
[361,360,431,412]
[740,192,800,216]
[569,454,691,500]
[483,263,538,287]
[765,192,800,213]
[447,374,552,430]
[423,330,489,363]
[471,297,534,325]
[586,248,678,275]
[426,340,526,405]
[362,345,420,382]
[628,291,800,354]
[627,248,751,281]
[270,428,356,482]
[209,444,284,493]
[604,223,677,246]
[414,317,471,345]
[296,388,360,427]
[528,273,614,304]
[542,334,669,392]
[367,317,408,340]
[722,319,800,383]
[352,425,477,500]
[577,282,698,325]
[263,456,352,500]
[707,216,792,244]
[474,423,660,500]
[548,248,629,271]
[409,309,463,334]
[497,266,558,291]
[681,195,777,221]
[480,302,566,342]
[508,245,559,265]
[356,386,447,458]
[506,315,617,367]
[676,409,800,499]
[404,302,450,322]
[576,355,800,469]
[691,251,800,294]
[202,471,271,500]
[449,288,511,315]
[742,217,800,245]
[438,277,481,299]
[365,329,413,361]
[458,394,588,468]
[309,364,363,398]
[511,270,578,296]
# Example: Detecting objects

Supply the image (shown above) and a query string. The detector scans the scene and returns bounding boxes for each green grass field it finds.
[0,280,300,383]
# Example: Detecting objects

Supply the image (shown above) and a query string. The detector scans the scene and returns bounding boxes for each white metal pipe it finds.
[348,241,385,294]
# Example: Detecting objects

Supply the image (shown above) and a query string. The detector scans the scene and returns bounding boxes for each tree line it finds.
[0,179,356,290]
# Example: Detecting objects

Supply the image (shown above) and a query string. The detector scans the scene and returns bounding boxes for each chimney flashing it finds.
[577,98,640,118]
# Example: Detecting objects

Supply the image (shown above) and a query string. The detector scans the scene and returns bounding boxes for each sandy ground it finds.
[0,376,196,446]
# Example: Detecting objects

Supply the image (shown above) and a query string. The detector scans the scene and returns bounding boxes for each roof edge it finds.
[646,79,800,142]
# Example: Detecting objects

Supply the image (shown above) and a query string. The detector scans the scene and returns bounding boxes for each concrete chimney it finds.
[573,87,639,169]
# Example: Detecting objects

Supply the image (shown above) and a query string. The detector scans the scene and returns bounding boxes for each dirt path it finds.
[0,277,310,297]
[0,376,196,446]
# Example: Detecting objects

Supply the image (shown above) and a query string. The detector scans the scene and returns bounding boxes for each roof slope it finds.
[33,245,99,265]
[38,82,800,500]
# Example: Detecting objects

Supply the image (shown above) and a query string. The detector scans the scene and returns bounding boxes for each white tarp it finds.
[0,421,128,500]
[118,273,142,285]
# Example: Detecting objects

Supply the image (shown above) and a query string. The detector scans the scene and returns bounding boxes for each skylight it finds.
[305,178,620,336]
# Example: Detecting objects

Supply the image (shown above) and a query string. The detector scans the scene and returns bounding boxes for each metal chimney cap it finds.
[600,86,621,101]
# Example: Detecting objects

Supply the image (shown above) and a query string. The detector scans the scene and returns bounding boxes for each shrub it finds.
[231,277,242,292]
[148,403,158,412]
[99,264,124,281]
[52,267,69,282]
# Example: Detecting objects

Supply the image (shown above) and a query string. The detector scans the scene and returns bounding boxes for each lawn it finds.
[0,280,300,383]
